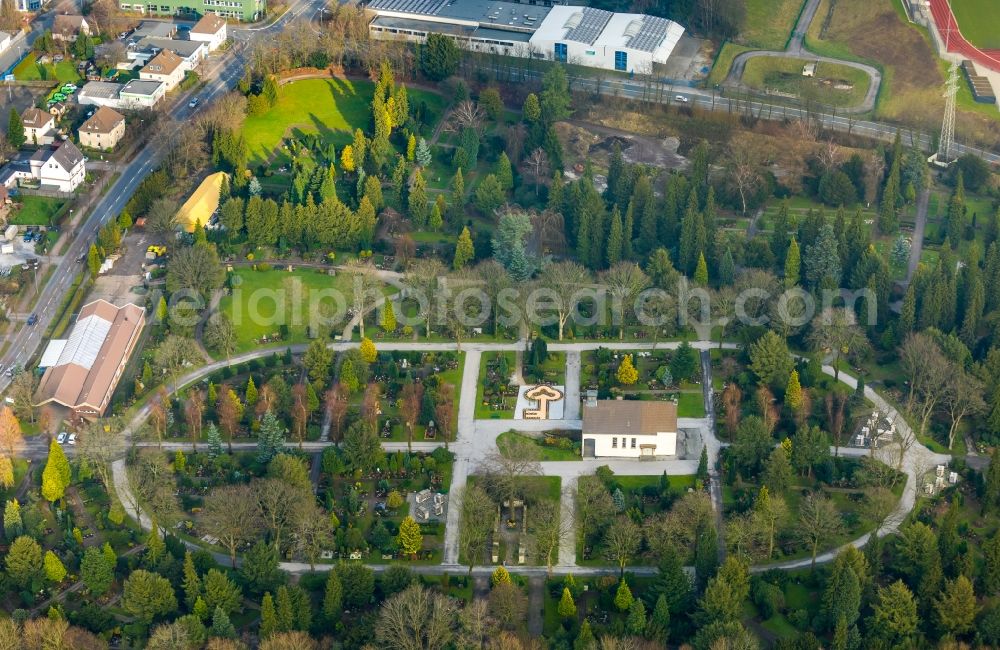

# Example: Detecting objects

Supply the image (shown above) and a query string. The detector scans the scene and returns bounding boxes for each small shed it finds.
[802,62,817,77]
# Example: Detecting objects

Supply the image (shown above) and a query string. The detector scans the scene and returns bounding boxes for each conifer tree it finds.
[41,439,71,502]
[183,551,202,610]
[496,152,514,191]
[260,592,278,638]
[3,499,21,540]
[416,137,432,167]
[454,226,474,269]
[784,237,801,288]
[617,354,638,386]
[211,605,236,638]
[614,579,634,611]
[558,587,577,617]
[397,516,423,556]
[694,252,709,285]
[606,207,623,267]
[408,169,429,228]
[245,376,258,408]
[43,550,66,583]
[380,300,397,333]
[7,108,24,149]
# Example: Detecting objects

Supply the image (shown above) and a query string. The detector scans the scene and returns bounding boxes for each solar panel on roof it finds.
[563,7,612,45]
[627,15,669,52]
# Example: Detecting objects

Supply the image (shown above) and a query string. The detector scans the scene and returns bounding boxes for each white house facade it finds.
[0,141,86,192]
[581,398,678,458]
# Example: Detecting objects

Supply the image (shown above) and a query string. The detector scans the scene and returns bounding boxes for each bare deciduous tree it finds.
[523,148,550,198]
[604,516,642,577]
[538,261,591,341]
[202,483,260,567]
[458,484,496,576]
[377,585,458,650]
[600,262,650,339]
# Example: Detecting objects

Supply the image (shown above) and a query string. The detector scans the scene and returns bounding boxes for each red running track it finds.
[927,0,1000,72]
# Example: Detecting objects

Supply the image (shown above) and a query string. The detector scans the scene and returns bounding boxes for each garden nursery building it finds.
[365,0,684,73]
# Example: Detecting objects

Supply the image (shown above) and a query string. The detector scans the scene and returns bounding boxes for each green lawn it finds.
[738,0,806,49]
[242,78,445,165]
[950,0,1000,49]
[496,430,581,461]
[217,267,391,352]
[9,196,66,225]
[13,52,82,83]
[741,57,871,107]
[612,474,696,491]
[677,391,706,418]
[707,42,753,86]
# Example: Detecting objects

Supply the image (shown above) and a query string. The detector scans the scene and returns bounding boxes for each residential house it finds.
[0,140,86,192]
[581,397,678,458]
[21,107,57,146]
[52,15,93,42]
[79,106,126,151]
[189,13,227,50]
[16,0,40,12]
[47,101,69,118]
[139,49,186,91]
[126,37,206,68]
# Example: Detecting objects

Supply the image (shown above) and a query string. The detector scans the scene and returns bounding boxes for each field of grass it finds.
[217,267,388,352]
[707,42,753,86]
[9,196,66,225]
[740,57,871,108]
[13,53,82,83]
[677,391,706,417]
[950,0,1000,49]
[611,474,696,491]
[496,430,580,461]
[241,78,445,165]
[738,0,806,49]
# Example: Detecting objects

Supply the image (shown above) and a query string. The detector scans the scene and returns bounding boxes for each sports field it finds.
[241,78,445,165]
[950,0,1000,50]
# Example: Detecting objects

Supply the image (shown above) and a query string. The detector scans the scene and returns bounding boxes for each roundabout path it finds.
[723,0,883,114]
[112,338,944,575]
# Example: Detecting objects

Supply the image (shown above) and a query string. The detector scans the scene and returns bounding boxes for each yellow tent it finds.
[177,171,228,233]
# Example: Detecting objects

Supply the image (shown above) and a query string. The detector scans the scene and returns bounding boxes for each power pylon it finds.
[937,61,959,164]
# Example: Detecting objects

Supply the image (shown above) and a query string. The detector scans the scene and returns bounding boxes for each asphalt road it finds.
[0,0,326,392]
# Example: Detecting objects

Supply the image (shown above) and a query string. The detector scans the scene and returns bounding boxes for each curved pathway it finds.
[723,0,882,114]
[111,337,943,575]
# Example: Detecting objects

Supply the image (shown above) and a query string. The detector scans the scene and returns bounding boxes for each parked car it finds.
[674,95,689,103]
[26,314,37,326]
[57,432,67,444]
[68,433,76,445]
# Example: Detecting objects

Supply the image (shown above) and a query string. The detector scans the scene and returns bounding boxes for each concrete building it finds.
[0,140,86,192]
[189,13,227,50]
[116,0,264,22]
[52,15,93,41]
[528,6,683,72]
[365,0,684,73]
[0,31,12,54]
[21,107,57,146]
[79,106,126,150]
[581,399,677,458]
[35,300,145,419]
[119,79,166,107]
[139,49,186,91]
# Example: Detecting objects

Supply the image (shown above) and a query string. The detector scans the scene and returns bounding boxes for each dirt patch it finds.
[555,122,690,178]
